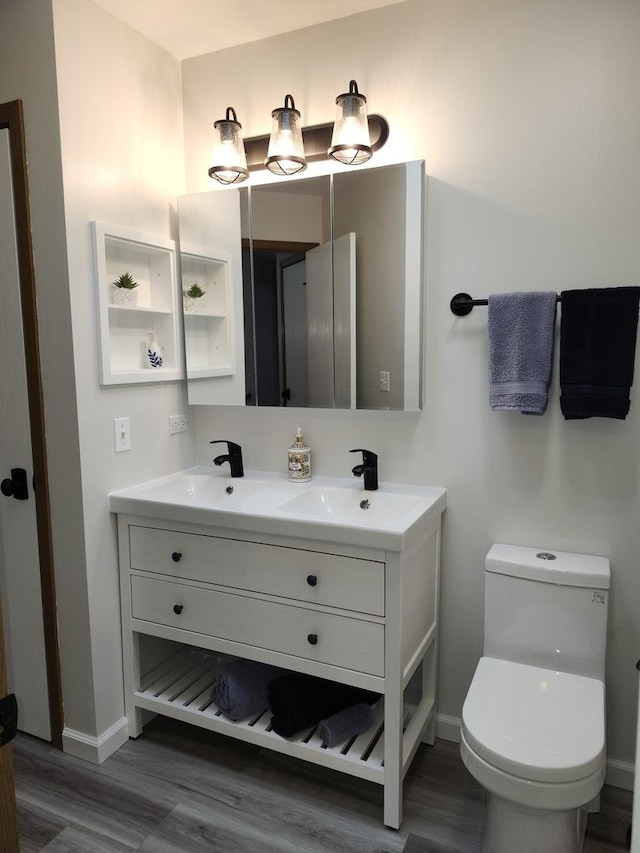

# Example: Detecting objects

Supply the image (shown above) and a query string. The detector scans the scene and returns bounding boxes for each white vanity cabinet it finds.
[113,477,445,829]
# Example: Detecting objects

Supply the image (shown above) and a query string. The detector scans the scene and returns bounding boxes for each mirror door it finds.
[178,161,425,411]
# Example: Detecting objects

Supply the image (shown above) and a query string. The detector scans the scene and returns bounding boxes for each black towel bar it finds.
[450,292,562,316]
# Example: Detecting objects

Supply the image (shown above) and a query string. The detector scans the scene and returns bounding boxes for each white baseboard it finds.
[62,716,129,765]
[605,757,634,791]
[434,712,461,743]
[59,708,634,791]
[431,713,634,792]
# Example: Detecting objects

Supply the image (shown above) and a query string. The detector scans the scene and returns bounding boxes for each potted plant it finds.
[112,272,139,306]
[183,282,207,313]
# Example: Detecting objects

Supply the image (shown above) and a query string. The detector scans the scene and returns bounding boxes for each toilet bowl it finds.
[461,657,605,853]
[460,544,610,853]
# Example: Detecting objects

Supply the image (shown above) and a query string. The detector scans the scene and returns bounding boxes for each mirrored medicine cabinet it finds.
[176,159,425,411]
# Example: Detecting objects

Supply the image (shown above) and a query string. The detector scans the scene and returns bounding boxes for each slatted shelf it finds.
[135,646,417,785]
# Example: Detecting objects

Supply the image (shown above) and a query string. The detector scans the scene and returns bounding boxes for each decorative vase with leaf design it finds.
[147,331,163,368]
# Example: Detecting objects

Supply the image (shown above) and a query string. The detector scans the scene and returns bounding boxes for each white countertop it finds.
[109,467,447,551]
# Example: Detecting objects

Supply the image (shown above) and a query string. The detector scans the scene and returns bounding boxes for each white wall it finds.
[182,0,640,776]
[0,0,95,734]
[0,0,193,749]
[51,0,192,739]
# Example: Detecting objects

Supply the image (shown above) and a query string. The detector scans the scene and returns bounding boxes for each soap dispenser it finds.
[288,427,311,482]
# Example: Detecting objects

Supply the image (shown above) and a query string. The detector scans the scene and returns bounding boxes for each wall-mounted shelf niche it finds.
[91,222,184,386]
[180,245,234,380]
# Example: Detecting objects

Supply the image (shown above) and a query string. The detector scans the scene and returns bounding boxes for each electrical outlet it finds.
[379,371,391,392]
[114,417,130,452]
[169,414,189,435]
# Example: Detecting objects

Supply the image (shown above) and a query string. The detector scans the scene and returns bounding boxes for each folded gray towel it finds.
[317,702,376,748]
[215,659,286,721]
[488,291,557,415]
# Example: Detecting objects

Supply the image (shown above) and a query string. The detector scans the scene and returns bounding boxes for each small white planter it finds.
[183,295,207,314]
[112,287,138,307]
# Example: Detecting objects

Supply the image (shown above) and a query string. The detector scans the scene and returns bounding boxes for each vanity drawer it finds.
[129,526,385,616]
[130,574,384,677]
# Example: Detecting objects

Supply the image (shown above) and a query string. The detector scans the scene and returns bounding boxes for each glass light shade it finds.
[328,80,372,166]
[265,95,306,176]
[208,107,249,185]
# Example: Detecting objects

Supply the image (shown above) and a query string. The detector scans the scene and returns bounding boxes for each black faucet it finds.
[210,440,244,478]
[350,448,378,491]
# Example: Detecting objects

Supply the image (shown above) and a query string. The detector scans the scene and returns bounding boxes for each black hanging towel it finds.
[560,287,640,419]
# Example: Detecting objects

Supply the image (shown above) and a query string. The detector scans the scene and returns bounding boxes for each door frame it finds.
[0,596,19,852]
[0,99,63,747]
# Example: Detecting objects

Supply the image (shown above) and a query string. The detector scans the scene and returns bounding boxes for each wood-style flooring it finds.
[13,716,632,852]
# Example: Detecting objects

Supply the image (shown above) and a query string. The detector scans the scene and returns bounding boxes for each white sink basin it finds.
[131,471,271,505]
[109,467,447,550]
[276,486,423,526]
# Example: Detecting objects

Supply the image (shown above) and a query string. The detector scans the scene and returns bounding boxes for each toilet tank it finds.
[484,543,610,680]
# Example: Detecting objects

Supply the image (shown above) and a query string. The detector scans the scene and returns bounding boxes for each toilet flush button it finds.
[536,552,556,560]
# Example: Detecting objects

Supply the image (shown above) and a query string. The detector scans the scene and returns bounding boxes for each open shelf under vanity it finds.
[135,644,424,785]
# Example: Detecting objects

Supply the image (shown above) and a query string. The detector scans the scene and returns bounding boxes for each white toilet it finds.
[460,543,610,853]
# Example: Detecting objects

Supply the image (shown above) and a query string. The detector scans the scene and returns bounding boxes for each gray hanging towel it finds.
[488,291,557,415]
[559,287,640,419]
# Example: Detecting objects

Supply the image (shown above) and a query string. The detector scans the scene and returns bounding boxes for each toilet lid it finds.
[461,657,605,784]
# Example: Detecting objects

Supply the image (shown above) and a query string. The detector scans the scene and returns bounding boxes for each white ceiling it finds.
[92,0,407,60]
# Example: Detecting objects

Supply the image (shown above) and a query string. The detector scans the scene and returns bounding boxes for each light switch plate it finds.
[114,417,130,452]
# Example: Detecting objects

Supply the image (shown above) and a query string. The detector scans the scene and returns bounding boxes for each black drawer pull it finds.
[307,633,318,645]
[173,604,183,615]
[306,574,318,587]
[171,552,182,563]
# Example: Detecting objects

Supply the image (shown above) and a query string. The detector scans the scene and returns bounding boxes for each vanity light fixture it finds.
[328,80,373,165]
[208,107,249,185]
[207,87,389,181]
[265,94,307,176]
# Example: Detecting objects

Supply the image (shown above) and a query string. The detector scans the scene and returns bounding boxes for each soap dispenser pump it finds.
[288,427,311,482]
